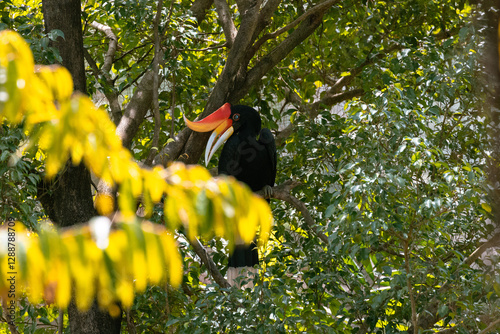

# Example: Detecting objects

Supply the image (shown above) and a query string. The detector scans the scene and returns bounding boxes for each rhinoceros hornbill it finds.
[184,103,277,286]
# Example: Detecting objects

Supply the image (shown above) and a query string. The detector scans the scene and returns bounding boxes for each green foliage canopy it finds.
[1,0,499,333]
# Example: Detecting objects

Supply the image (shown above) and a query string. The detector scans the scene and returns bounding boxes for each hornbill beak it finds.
[183,103,234,166]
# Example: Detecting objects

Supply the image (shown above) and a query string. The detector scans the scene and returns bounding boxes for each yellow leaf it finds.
[106,230,127,263]
[118,180,136,218]
[144,232,163,284]
[0,30,34,123]
[116,280,134,309]
[160,232,182,287]
[97,267,114,310]
[238,205,257,244]
[25,243,45,304]
[132,251,147,292]
[55,260,71,308]
[146,168,167,202]
[481,202,492,213]
[256,197,273,246]
[95,193,115,216]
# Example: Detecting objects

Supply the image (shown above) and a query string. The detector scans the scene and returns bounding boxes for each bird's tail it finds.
[227,242,259,288]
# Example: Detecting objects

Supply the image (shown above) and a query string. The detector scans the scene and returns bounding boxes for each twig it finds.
[176,43,227,52]
[478,318,500,334]
[114,43,150,62]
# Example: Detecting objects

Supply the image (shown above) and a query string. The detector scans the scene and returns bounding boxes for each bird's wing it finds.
[259,128,277,186]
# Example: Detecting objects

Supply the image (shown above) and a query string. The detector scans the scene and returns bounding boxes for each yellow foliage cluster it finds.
[0,220,181,314]
[0,30,272,311]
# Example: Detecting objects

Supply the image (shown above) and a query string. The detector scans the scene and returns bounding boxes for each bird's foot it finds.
[261,185,273,199]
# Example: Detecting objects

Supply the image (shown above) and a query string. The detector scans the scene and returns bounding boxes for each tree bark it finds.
[41,0,122,332]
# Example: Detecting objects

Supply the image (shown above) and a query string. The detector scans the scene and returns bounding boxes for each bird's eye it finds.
[232,113,240,121]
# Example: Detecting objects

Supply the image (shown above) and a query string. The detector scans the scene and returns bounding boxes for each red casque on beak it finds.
[183,103,234,165]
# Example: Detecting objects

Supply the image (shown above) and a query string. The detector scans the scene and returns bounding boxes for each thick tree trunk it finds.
[40,0,122,332]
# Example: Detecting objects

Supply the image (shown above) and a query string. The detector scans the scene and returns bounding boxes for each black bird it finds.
[184,103,277,286]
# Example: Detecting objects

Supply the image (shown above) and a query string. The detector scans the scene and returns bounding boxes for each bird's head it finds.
[184,103,261,165]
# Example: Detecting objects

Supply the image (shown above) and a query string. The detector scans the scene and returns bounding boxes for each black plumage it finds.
[184,103,277,280]
[217,105,276,268]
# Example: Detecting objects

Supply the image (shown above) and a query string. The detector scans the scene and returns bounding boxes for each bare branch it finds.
[464,231,500,266]
[90,21,118,75]
[169,70,177,141]
[214,0,237,48]
[237,1,335,101]
[189,237,231,288]
[83,48,100,76]
[250,0,338,57]
[153,127,191,166]
[85,21,125,125]
[83,48,122,124]
[115,70,156,149]
[178,0,262,164]
[177,42,227,52]
[478,318,500,334]
[254,0,281,36]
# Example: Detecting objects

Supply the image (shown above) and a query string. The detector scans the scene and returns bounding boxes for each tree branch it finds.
[249,0,338,58]
[90,21,118,74]
[190,0,215,24]
[214,0,237,48]
[186,180,324,289]
[312,88,364,112]
[478,318,500,334]
[189,237,231,288]
[463,231,500,267]
[115,70,156,149]
[274,86,364,145]
[152,127,191,166]
[254,0,281,37]
[83,30,122,124]
[237,1,335,101]
[178,0,262,164]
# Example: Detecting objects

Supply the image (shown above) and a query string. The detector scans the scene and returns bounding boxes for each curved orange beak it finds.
[184,103,234,166]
